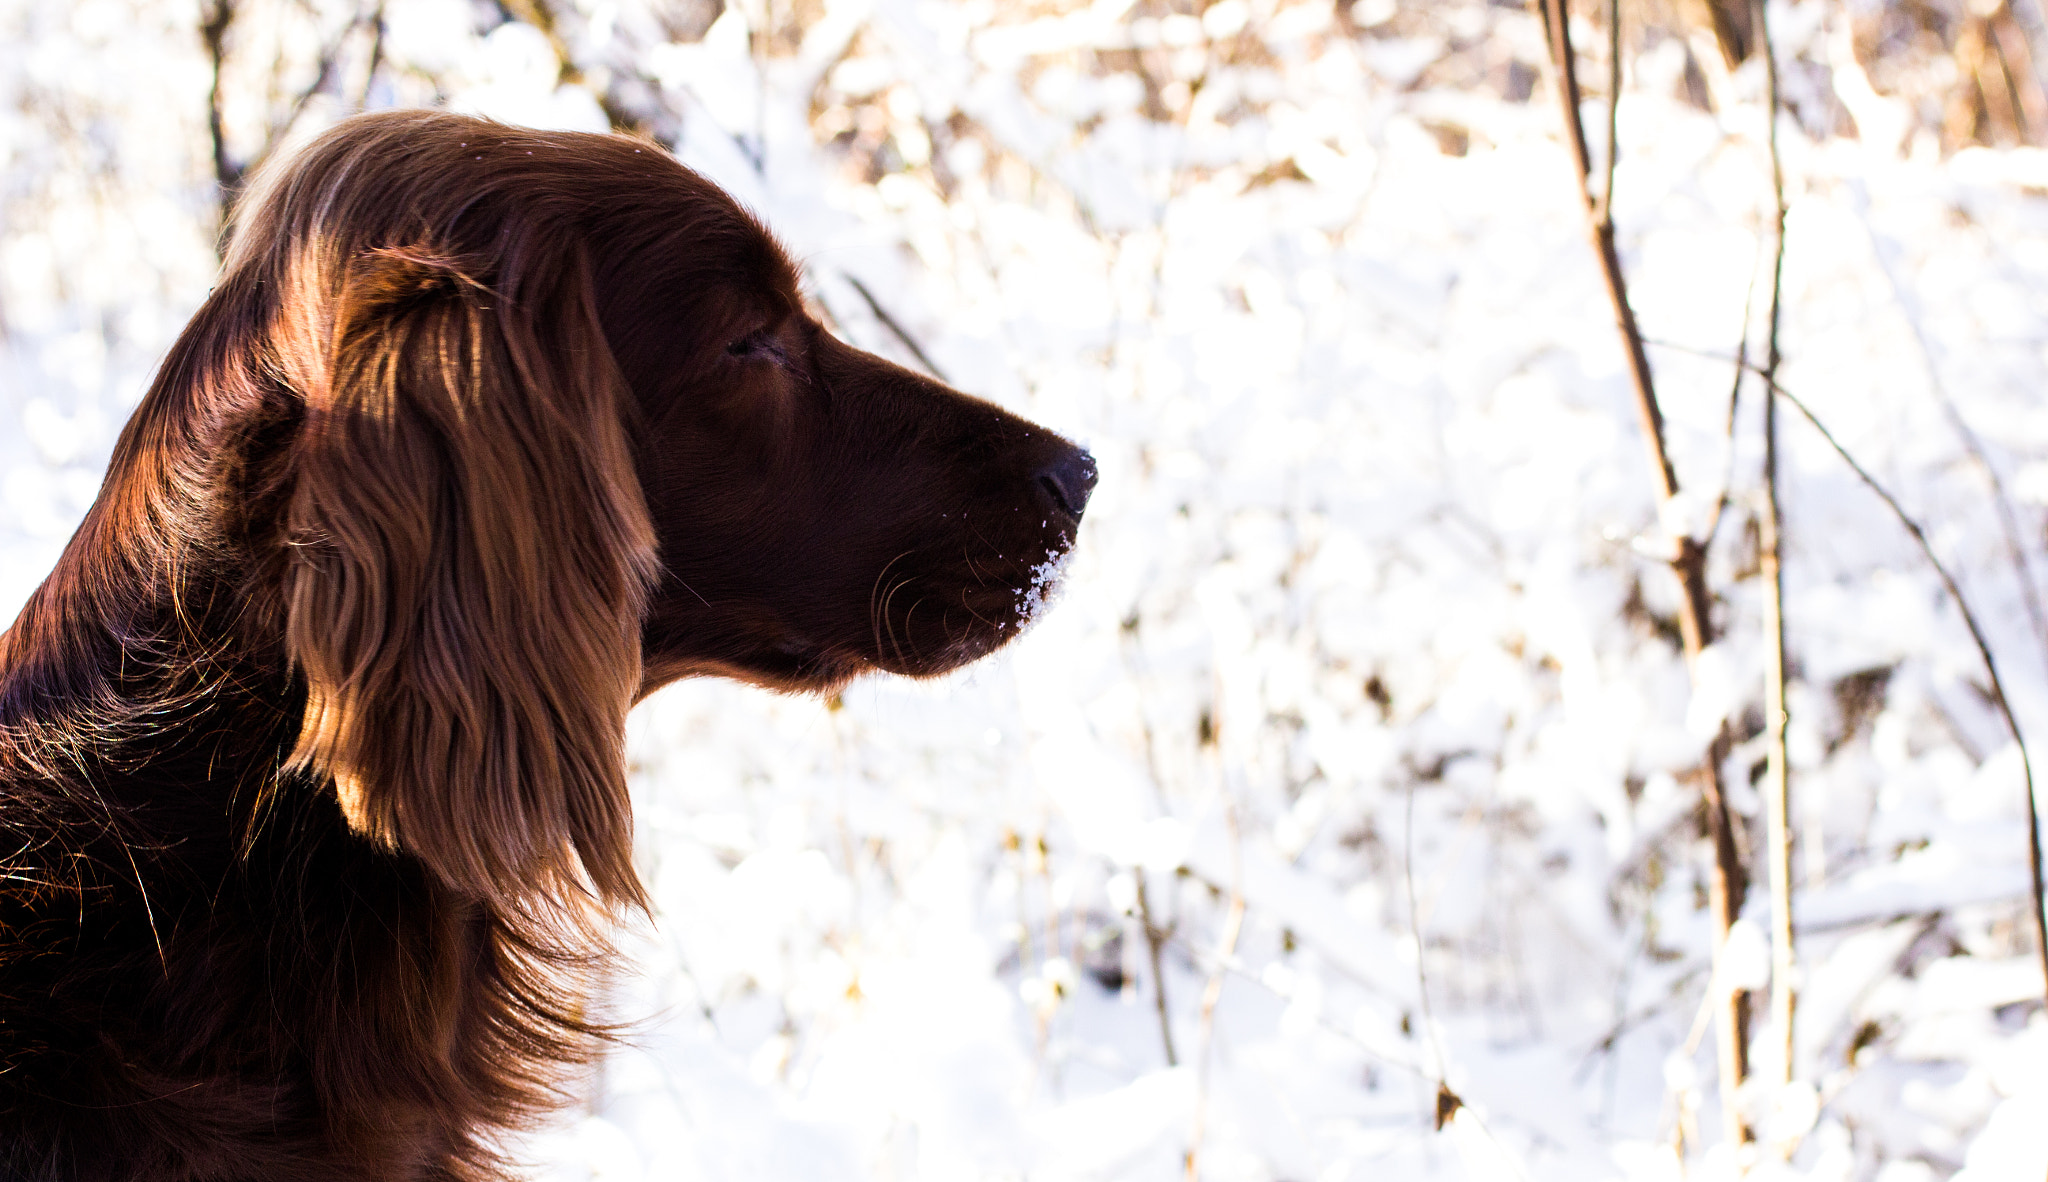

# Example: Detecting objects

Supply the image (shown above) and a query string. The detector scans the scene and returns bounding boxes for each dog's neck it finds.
[0,343,303,819]
[1,541,298,810]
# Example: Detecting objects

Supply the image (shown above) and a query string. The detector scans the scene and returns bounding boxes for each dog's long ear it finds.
[283,244,656,912]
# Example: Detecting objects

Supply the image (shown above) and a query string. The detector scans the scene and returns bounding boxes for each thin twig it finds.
[1859,216,2048,659]
[842,272,952,384]
[1184,796,1246,1182]
[1404,777,1445,1079]
[1648,339,2048,1006]
[1533,0,1751,1140]
[1155,925,1429,1082]
[201,0,372,254]
[1115,625,1183,1070]
[1133,868,1179,1067]
[1751,0,1797,1093]
[359,5,387,109]
[1536,0,1672,502]
[1696,722,1750,1148]
[502,0,659,134]
[200,0,237,244]
[239,15,360,185]
[1770,383,2048,1008]
[1597,0,1621,227]
[1699,236,1760,551]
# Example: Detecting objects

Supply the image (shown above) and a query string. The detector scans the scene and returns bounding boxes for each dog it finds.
[0,110,1093,1180]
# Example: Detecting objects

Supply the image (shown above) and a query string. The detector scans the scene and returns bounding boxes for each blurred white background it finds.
[5,0,2048,1178]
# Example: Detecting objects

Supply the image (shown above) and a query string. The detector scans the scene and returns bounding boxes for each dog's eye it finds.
[726,330,801,377]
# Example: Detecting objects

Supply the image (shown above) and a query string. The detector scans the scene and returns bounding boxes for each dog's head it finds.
[228,112,1091,909]
[583,172,1094,694]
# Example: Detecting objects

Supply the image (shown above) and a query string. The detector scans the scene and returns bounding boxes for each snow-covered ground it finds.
[5,0,2048,1178]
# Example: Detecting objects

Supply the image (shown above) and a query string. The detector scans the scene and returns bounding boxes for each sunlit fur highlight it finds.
[0,110,1092,1180]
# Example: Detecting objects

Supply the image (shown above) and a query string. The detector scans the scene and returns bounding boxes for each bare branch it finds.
[201,1,376,257]
[1751,0,1796,1092]
[1649,337,2048,1010]
[240,13,362,187]
[1403,776,1445,1080]
[1133,869,1179,1068]
[842,273,951,384]
[1768,380,2048,1012]
[502,0,667,135]
[1700,0,1755,68]
[1533,0,1751,1141]
[200,0,237,234]
[360,4,387,108]
[1859,220,2048,659]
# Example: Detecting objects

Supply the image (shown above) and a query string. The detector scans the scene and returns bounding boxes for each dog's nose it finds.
[1035,447,1097,522]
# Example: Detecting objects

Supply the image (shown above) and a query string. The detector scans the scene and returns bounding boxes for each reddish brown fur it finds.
[0,111,1092,1180]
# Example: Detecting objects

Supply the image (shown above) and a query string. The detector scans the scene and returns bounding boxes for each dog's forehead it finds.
[329,117,796,293]
[572,154,801,308]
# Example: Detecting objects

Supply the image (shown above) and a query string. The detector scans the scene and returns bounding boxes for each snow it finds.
[6,0,2048,1178]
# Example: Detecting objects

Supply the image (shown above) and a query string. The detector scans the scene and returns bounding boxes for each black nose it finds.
[1035,447,1097,522]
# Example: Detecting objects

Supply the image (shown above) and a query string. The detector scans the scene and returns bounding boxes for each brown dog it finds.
[0,110,1092,1180]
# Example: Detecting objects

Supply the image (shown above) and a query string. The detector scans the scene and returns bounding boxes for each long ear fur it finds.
[283,244,656,911]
